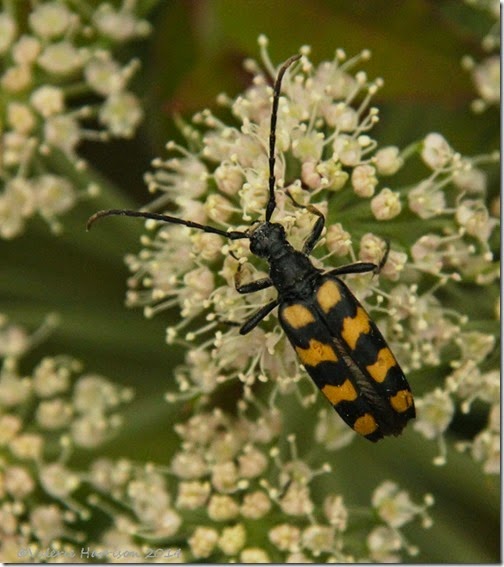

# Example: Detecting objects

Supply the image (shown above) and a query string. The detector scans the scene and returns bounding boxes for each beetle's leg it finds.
[327,240,391,277]
[239,299,279,335]
[230,251,273,294]
[326,262,377,277]
[226,252,276,332]
[236,276,274,294]
[285,189,325,255]
[375,239,390,274]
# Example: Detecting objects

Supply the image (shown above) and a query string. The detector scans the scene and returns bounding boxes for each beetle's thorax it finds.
[249,221,319,298]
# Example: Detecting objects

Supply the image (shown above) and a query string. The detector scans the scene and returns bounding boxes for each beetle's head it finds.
[249,222,287,259]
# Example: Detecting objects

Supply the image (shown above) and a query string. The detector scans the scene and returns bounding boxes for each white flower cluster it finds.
[86,407,432,562]
[0,0,150,238]
[128,41,409,414]
[124,39,498,470]
[0,314,134,560]
[461,0,500,112]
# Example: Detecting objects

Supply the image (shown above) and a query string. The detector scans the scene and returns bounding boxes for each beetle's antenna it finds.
[86,209,249,240]
[265,53,302,223]
[87,56,301,237]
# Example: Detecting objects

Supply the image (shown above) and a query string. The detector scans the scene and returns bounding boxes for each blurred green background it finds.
[1,0,499,562]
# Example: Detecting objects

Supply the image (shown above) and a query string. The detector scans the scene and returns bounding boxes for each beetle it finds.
[87,54,415,441]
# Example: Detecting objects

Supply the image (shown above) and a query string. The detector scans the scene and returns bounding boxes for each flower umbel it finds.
[0,315,134,561]
[0,1,150,238]
[123,39,498,469]
[86,407,432,562]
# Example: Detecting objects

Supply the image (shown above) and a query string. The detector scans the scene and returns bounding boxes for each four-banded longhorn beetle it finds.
[87,54,415,441]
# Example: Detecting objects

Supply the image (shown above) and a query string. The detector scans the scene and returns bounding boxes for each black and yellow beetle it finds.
[87,54,415,442]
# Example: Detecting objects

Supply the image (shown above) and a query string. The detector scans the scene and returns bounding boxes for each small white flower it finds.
[371,187,402,220]
[176,481,211,510]
[72,375,123,413]
[302,524,335,555]
[214,163,244,195]
[316,159,348,190]
[414,388,455,440]
[12,35,41,65]
[205,193,234,223]
[7,103,35,136]
[455,199,497,241]
[4,465,36,499]
[1,64,32,92]
[359,232,387,264]
[374,146,404,175]
[333,134,362,166]
[30,504,66,544]
[34,174,76,218]
[218,523,247,556]
[211,461,239,494]
[32,357,71,397]
[39,463,80,498]
[408,181,446,219]
[372,481,418,528]
[323,494,348,531]
[208,494,240,521]
[29,1,74,40]
[31,86,65,117]
[0,373,32,406]
[367,525,402,562]
[325,223,352,257]
[421,133,454,169]
[36,398,73,429]
[238,447,268,478]
[0,177,35,238]
[43,114,81,155]
[269,524,301,553]
[0,414,22,446]
[99,91,143,137]
[279,483,314,516]
[324,102,358,131]
[156,508,182,537]
[469,404,500,474]
[70,415,110,448]
[472,55,500,107]
[38,41,86,75]
[9,433,44,461]
[84,55,126,96]
[188,526,219,559]
[453,161,487,193]
[93,3,151,42]
[240,490,272,519]
[292,131,324,162]
[351,163,377,197]
[89,458,132,492]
